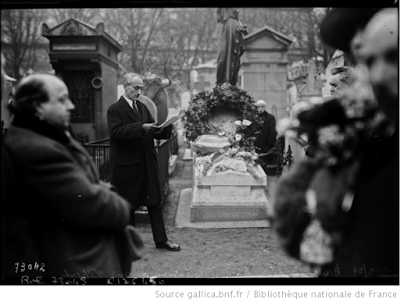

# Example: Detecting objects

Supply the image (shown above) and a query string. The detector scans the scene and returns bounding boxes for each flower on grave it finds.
[251,154,259,161]
[214,165,227,173]
[242,119,252,126]
[235,134,242,142]
[197,145,260,178]
[236,151,246,157]
[197,163,205,173]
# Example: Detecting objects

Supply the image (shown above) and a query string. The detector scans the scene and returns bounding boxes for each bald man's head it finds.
[10,74,74,128]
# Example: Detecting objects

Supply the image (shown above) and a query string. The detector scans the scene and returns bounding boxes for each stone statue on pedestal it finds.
[216,8,247,86]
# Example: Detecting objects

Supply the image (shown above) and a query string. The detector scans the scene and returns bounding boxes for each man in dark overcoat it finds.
[271,7,398,278]
[107,72,180,251]
[317,7,399,278]
[255,99,277,175]
[2,73,134,278]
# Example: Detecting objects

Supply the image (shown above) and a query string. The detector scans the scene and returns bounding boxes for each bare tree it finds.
[240,7,334,67]
[148,36,188,96]
[167,8,218,68]
[1,9,46,80]
[49,8,102,26]
[103,8,165,77]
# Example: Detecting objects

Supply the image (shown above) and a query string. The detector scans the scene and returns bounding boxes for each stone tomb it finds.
[189,107,269,223]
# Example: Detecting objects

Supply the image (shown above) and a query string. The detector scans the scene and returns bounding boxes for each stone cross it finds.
[289,60,325,165]
[298,60,324,99]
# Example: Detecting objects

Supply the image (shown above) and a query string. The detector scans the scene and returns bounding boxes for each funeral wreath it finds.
[183,83,264,178]
[183,83,263,149]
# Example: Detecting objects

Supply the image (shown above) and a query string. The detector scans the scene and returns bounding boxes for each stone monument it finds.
[286,60,324,164]
[42,18,122,140]
[240,25,292,121]
[188,102,269,223]
[183,15,276,226]
[298,60,324,101]
[190,154,268,222]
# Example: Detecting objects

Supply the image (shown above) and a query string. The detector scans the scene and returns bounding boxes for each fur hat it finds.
[319,8,380,52]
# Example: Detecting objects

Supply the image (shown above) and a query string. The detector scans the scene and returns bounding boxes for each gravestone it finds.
[139,95,158,123]
[298,60,324,101]
[190,157,268,222]
[189,108,269,223]
[143,80,169,124]
[193,75,211,94]
[240,26,292,121]
[287,60,324,164]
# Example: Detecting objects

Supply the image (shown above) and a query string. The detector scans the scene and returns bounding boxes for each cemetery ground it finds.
[131,137,314,279]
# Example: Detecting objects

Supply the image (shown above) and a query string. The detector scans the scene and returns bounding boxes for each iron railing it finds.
[83,137,171,202]
[83,138,111,183]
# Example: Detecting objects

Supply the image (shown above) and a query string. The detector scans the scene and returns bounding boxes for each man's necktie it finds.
[133,101,141,119]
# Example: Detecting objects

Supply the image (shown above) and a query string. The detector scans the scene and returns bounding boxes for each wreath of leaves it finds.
[183,83,263,151]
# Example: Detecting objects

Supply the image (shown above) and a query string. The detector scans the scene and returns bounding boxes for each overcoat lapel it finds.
[118,96,141,122]
[136,101,147,122]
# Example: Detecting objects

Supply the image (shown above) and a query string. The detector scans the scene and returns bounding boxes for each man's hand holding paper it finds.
[156,110,184,129]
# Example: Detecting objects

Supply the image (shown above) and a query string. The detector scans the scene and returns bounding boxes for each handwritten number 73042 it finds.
[15,262,46,273]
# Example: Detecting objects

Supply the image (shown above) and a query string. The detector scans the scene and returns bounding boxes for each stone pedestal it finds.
[190,162,269,222]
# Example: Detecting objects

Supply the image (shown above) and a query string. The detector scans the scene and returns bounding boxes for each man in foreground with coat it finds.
[107,72,180,252]
[2,73,136,278]
[271,7,398,278]
[318,6,399,278]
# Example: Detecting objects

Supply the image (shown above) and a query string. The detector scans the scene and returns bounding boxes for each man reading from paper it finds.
[107,72,180,252]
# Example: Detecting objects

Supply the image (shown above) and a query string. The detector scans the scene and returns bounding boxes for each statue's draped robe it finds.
[216,8,246,86]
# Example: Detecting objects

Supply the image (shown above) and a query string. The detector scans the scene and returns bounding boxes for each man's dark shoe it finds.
[156,240,181,251]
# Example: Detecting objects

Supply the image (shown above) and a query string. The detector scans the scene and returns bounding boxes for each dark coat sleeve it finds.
[141,104,172,139]
[19,141,130,230]
[153,124,173,140]
[266,114,277,149]
[107,104,143,142]
[141,103,172,140]
[256,113,277,153]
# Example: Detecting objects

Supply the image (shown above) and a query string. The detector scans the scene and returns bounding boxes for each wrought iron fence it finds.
[83,137,171,202]
[83,138,111,183]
